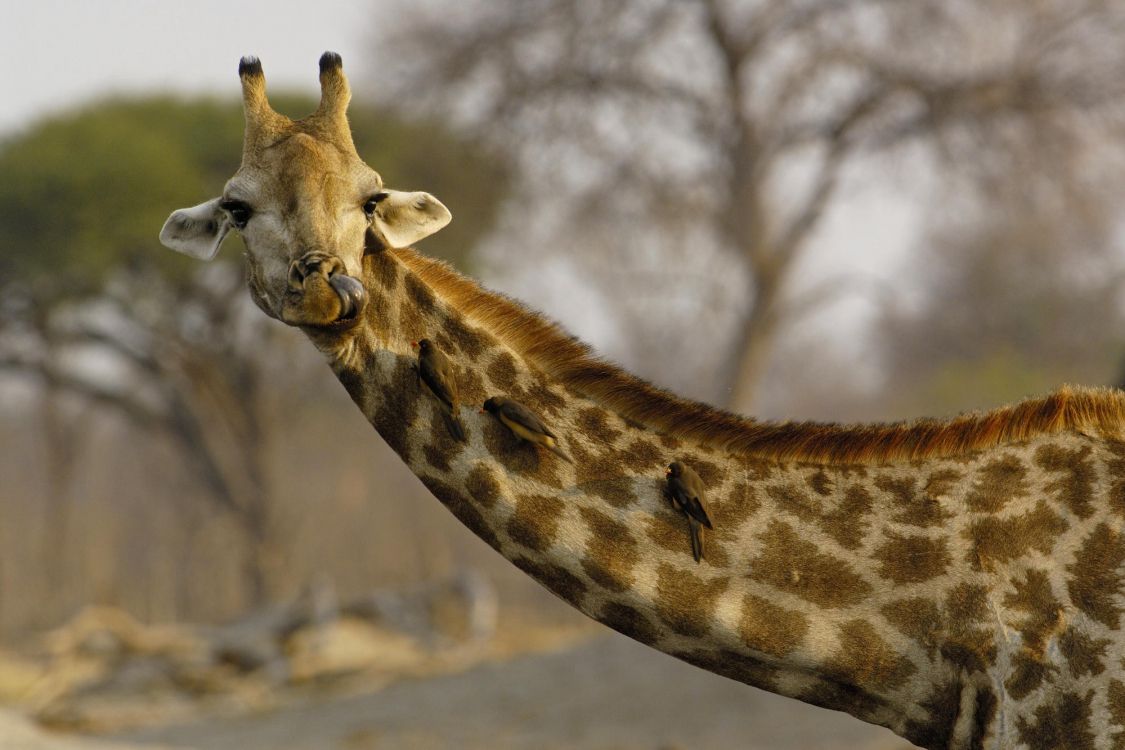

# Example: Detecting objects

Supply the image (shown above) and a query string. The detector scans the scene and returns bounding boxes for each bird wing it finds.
[685,496,713,529]
[671,478,712,529]
[420,358,456,410]
[502,401,554,439]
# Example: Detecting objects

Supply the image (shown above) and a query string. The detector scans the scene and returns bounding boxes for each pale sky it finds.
[1,0,379,136]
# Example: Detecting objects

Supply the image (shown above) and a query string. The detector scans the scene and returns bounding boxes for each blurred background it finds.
[3,1,1125,748]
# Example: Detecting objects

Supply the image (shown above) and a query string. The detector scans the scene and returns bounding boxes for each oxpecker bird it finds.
[414,338,465,441]
[667,461,713,563]
[481,396,573,463]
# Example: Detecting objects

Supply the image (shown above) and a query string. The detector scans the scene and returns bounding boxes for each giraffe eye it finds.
[363,192,388,217]
[220,200,252,229]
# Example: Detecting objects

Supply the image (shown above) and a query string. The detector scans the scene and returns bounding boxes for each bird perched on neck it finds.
[413,338,465,441]
[481,396,573,463]
[666,461,713,563]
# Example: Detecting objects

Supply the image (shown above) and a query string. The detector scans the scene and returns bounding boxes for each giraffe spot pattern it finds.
[442,309,488,358]
[939,583,997,672]
[599,602,661,644]
[767,479,872,551]
[653,563,730,638]
[1108,680,1125,746]
[334,364,369,415]
[576,406,623,445]
[421,400,465,473]
[485,351,519,392]
[690,457,723,487]
[396,289,428,342]
[712,479,760,530]
[673,648,779,692]
[618,438,666,471]
[882,597,943,655]
[1066,522,1125,629]
[1104,440,1125,519]
[366,283,393,335]
[923,468,962,502]
[904,679,961,750]
[749,520,872,608]
[876,475,954,527]
[419,474,500,550]
[965,454,1028,512]
[404,272,437,313]
[1036,443,1097,519]
[825,619,917,692]
[368,357,421,461]
[579,506,639,592]
[570,443,644,504]
[805,468,832,496]
[1002,568,1063,655]
[1005,652,1057,700]
[1058,627,1110,678]
[1016,690,1096,750]
[970,689,999,750]
[512,555,587,605]
[525,376,568,417]
[799,680,887,729]
[464,464,501,508]
[575,476,642,510]
[507,493,565,553]
[873,531,951,585]
[738,593,808,657]
[965,500,1069,571]
[369,249,400,292]
[458,364,488,408]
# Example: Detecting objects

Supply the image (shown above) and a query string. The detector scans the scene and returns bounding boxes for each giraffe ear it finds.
[369,190,451,250]
[159,197,232,261]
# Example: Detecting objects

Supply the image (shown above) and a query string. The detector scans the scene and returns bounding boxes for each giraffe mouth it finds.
[328,274,366,321]
[280,252,368,328]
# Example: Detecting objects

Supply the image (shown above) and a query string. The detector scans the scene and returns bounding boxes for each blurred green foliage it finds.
[0,95,506,292]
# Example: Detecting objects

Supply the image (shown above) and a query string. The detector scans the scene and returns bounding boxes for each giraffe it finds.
[159,53,1125,749]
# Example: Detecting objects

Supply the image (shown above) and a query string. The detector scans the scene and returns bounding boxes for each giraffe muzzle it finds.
[281,252,368,327]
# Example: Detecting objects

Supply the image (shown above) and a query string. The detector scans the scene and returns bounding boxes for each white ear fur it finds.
[159,198,231,261]
[371,190,452,250]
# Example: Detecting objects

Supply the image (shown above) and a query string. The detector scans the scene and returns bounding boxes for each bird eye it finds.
[363,192,388,217]
[220,200,252,229]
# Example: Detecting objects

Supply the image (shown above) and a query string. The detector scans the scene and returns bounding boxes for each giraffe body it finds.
[159,53,1125,749]
[321,247,1125,750]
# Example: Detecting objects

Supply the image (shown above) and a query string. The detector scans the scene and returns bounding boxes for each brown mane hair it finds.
[393,248,1125,464]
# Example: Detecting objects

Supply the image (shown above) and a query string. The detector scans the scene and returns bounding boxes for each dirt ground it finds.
[104,631,917,750]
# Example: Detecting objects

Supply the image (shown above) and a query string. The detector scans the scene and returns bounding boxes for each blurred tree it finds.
[0,95,506,607]
[876,188,1125,419]
[372,0,1125,410]
[0,96,505,287]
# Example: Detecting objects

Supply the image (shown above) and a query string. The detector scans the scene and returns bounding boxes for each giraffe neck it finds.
[298,249,1125,750]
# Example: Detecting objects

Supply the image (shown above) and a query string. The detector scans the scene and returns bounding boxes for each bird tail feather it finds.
[441,409,466,442]
[690,520,704,563]
[548,443,574,464]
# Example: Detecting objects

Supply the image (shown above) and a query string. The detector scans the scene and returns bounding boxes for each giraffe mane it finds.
[394,248,1125,464]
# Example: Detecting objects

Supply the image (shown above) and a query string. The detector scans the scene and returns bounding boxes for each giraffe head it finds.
[159,52,452,327]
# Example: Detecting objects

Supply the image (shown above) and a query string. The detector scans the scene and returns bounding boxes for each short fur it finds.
[394,247,1125,465]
